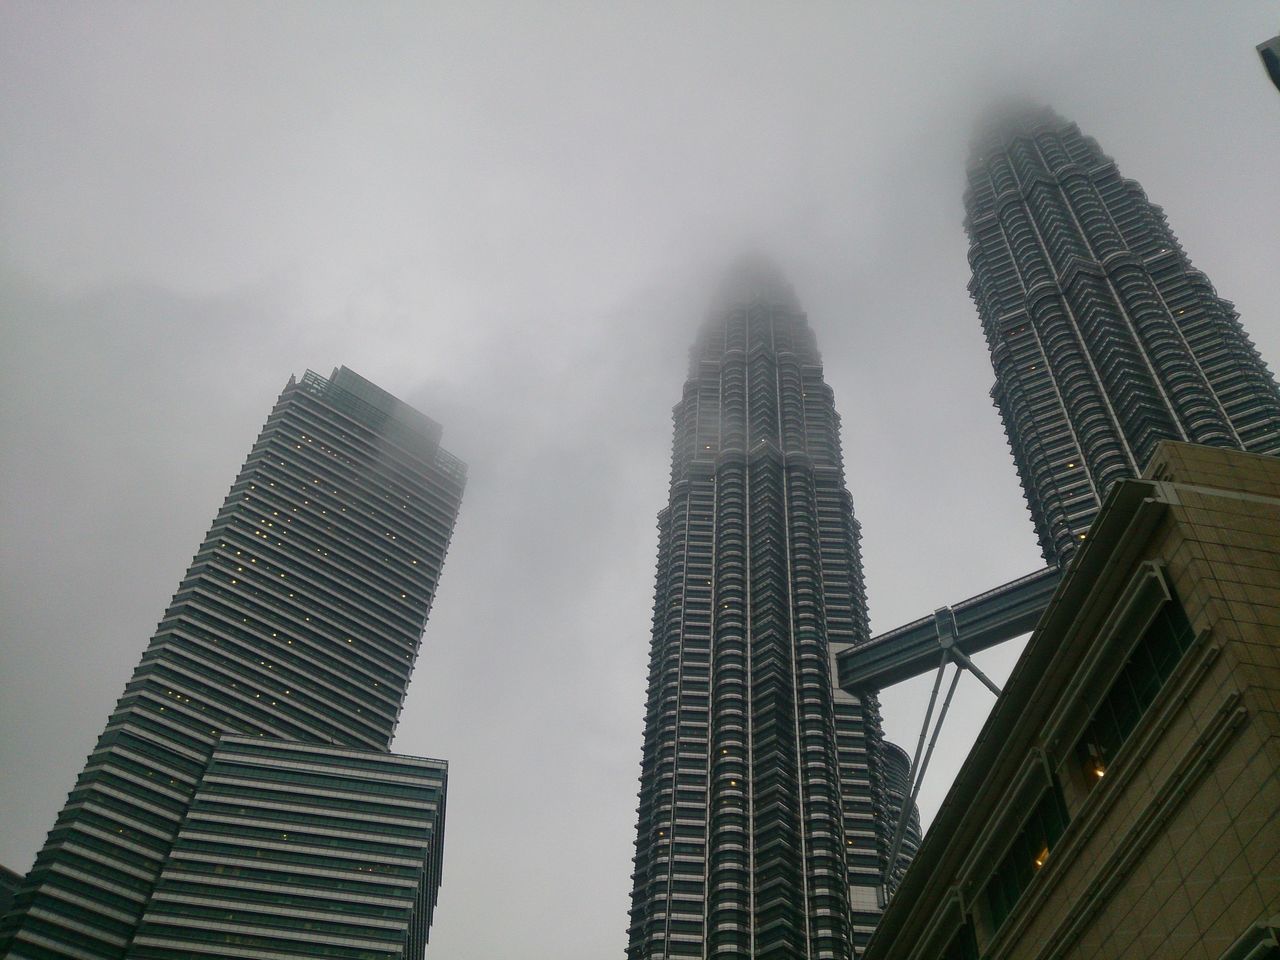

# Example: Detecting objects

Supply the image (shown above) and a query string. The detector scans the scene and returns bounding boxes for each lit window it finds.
[983,784,1069,930]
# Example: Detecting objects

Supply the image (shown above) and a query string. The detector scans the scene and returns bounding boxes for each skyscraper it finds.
[627,262,912,960]
[1259,35,1280,93]
[965,107,1280,567]
[0,367,464,960]
[878,742,920,896]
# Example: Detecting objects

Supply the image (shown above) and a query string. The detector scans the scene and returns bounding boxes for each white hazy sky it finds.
[2,3,1278,957]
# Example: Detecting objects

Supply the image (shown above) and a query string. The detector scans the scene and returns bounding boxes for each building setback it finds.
[626,262,918,960]
[0,367,464,960]
[965,107,1280,567]
[863,442,1280,960]
[126,738,447,959]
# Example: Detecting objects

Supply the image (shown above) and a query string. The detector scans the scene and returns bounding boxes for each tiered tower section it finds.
[0,367,464,960]
[878,742,920,897]
[966,108,1280,566]
[627,263,907,960]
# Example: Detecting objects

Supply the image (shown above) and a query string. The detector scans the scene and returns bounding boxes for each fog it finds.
[2,3,1277,957]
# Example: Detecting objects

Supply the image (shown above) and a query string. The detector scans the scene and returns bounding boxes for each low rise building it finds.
[126,738,446,959]
[866,441,1280,960]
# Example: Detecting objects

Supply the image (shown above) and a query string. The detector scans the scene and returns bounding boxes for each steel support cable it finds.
[882,653,947,890]
[939,638,1004,698]
[884,660,963,891]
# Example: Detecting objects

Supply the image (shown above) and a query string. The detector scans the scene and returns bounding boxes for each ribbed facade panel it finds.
[877,743,919,897]
[0,368,463,960]
[966,108,1280,566]
[125,737,446,960]
[627,265,909,960]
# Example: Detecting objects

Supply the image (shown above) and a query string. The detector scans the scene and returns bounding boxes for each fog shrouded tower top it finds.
[627,260,909,960]
[965,106,1280,566]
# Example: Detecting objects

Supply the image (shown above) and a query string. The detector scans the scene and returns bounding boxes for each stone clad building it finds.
[865,442,1280,960]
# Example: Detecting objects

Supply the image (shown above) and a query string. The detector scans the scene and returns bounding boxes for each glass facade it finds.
[879,741,921,896]
[0,368,463,960]
[626,262,912,960]
[1074,595,1195,785]
[965,107,1280,566]
[127,737,446,960]
[983,783,1069,931]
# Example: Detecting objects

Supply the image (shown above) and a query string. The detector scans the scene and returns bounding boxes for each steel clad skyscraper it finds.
[965,107,1280,568]
[627,262,912,960]
[0,367,464,960]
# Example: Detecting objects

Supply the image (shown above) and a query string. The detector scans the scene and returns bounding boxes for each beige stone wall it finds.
[997,445,1280,960]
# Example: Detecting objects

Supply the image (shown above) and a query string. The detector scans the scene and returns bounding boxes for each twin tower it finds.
[3,107,1278,960]
[625,105,1280,960]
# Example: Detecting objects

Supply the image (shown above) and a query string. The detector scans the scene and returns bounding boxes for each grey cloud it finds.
[3,3,1278,957]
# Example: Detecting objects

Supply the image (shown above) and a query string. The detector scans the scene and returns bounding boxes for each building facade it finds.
[1259,35,1280,93]
[126,737,447,959]
[626,262,915,960]
[864,442,1280,960]
[0,367,464,960]
[879,742,920,897]
[0,866,22,925]
[965,107,1280,567]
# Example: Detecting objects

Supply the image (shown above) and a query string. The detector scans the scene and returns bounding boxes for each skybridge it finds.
[837,563,1063,889]
[836,564,1062,693]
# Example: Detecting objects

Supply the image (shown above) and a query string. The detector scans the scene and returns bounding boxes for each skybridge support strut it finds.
[845,566,1062,892]
[881,607,1007,889]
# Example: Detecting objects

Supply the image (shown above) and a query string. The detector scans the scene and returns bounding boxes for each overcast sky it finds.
[2,3,1278,957]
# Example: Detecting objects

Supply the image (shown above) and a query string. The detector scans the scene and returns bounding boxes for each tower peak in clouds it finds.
[970,100,1063,151]
[712,252,800,313]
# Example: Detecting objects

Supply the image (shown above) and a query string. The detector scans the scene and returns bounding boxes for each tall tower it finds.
[965,107,1280,567]
[627,262,908,960]
[0,367,464,960]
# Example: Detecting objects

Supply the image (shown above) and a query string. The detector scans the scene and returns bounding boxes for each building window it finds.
[940,922,980,960]
[983,782,1070,931]
[1073,595,1195,784]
